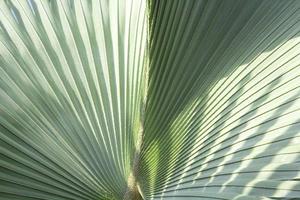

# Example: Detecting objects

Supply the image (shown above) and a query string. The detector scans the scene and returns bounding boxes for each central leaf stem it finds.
[123,122,144,200]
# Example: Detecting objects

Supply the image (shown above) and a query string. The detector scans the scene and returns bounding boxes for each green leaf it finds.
[1,0,300,200]
[0,0,147,199]
[139,0,300,199]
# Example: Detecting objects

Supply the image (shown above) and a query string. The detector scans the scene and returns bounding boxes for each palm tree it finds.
[0,0,300,199]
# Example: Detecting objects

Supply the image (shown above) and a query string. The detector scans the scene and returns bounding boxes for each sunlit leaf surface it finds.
[0,0,300,200]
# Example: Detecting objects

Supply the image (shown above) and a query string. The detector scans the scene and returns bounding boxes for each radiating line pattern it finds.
[0,0,147,199]
[1,0,300,200]
[139,0,300,199]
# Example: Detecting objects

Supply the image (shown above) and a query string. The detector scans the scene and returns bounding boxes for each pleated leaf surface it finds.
[1,0,300,200]
[139,0,300,199]
[0,0,147,199]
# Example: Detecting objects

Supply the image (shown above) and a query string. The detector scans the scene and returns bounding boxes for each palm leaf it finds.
[0,0,300,200]
[0,0,147,199]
